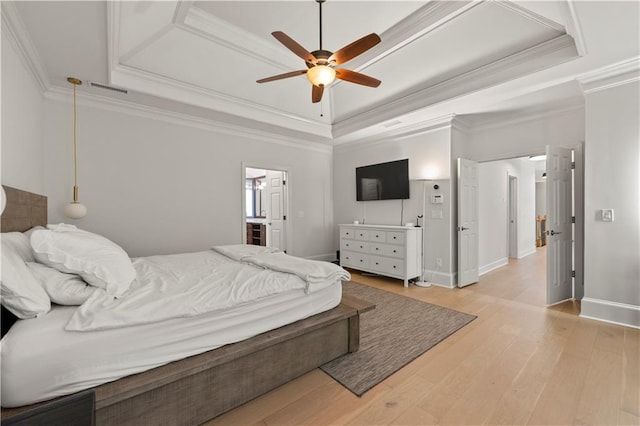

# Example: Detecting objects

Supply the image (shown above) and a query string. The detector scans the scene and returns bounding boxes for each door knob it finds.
[548,230,561,235]
[457,226,469,231]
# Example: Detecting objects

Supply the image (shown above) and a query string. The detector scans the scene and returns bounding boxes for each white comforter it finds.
[66,247,348,331]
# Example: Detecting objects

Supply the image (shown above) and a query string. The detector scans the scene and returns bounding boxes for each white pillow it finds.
[26,262,96,305]
[30,226,135,297]
[2,232,35,263]
[1,235,51,318]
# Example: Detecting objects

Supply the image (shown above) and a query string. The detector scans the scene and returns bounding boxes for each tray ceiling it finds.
[8,1,599,144]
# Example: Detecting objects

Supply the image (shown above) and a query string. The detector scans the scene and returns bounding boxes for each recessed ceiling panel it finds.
[331,1,566,121]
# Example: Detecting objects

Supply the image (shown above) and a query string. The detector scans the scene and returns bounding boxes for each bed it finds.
[0,186,373,425]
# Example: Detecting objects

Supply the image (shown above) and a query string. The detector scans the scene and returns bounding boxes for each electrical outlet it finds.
[436,258,443,267]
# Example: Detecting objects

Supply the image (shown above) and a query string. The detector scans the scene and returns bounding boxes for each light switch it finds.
[602,209,614,222]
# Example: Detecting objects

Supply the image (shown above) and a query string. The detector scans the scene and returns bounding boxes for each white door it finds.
[546,146,573,305]
[508,175,518,259]
[266,170,286,251]
[457,158,479,287]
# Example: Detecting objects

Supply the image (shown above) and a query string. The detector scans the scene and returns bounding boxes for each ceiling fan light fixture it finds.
[307,65,336,87]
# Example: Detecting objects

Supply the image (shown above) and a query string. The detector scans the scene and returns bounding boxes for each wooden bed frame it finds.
[0,186,374,425]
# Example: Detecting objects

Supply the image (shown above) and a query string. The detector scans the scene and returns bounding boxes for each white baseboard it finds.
[580,297,640,329]
[424,270,457,288]
[518,247,537,259]
[305,253,336,262]
[479,258,508,276]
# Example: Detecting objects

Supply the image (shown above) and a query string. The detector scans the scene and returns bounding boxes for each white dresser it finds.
[339,224,422,287]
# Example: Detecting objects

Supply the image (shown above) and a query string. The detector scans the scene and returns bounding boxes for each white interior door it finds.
[546,146,573,305]
[508,175,518,259]
[266,170,286,251]
[457,158,479,287]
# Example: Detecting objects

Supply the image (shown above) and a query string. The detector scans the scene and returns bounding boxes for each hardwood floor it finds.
[205,248,639,425]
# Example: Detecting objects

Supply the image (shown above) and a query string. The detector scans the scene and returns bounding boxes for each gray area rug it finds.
[321,281,476,396]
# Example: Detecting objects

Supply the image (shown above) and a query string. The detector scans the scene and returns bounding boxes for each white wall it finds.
[581,79,640,328]
[535,182,547,217]
[42,96,335,259]
[333,125,455,286]
[478,158,537,275]
[1,30,45,193]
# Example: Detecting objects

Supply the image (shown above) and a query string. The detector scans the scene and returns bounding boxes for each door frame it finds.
[507,175,518,259]
[241,162,292,253]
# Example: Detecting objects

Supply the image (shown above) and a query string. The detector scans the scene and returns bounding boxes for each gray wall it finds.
[581,79,640,327]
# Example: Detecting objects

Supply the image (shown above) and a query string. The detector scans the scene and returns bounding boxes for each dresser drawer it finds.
[340,227,357,240]
[370,243,404,258]
[386,231,405,244]
[369,230,386,242]
[370,255,405,276]
[341,240,369,253]
[354,229,370,241]
[341,251,369,269]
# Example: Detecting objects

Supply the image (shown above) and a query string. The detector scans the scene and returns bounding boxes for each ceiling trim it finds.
[333,0,481,83]
[468,100,584,133]
[1,1,50,93]
[332,33,578,139]
[44,86,333,155]
[494,1,566,33]
[177,6,298,72]
[110,64,333,138]
[334,114,455,153]
[561,0,588,56]
[577,56,640,94]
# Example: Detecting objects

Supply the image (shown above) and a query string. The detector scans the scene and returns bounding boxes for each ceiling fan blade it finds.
[272,31,317,64]
[312,84,324,103]
[335,69,381,88]
[329,33,381,65]
[257,70,308,83]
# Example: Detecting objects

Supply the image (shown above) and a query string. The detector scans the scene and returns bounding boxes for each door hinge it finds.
[283,215,287,220]
[571,162,575,169]
[571,270,576,278]
[283,180,286,185]
[571,216,575,223]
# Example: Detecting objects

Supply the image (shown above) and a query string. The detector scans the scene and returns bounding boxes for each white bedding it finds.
[66,250,335,331]
[1,279,342,407]
[1,247,348,407]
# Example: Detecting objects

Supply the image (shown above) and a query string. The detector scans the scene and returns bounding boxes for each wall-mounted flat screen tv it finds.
[356,159,410,201]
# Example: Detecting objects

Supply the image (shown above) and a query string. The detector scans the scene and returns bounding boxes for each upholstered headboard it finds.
[1,185,48,336]
[1,185,47,233]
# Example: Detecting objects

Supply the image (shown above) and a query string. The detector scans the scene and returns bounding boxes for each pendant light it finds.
[63,77,87,219]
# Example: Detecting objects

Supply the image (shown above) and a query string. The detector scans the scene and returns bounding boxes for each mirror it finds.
[246,176,266,218]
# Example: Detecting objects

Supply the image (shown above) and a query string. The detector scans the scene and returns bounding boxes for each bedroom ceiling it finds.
[5,1,639,145]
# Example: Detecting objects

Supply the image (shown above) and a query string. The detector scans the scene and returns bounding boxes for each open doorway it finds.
[473,151,582,311]
[242,165,289,253]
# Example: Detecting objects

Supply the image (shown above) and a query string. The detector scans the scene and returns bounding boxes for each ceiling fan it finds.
[256,0,382,103]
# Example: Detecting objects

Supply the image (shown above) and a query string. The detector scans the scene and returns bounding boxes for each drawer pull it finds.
[375,247,379,251]
[393,249,397,253]
[360,259,364,263]
[393,236,397,240]
[375,262,379,265]
[393,265,397,269]
[375,234,379,238]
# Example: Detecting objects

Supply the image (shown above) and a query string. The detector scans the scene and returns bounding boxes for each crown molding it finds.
[110,64,332,139]
[577,56,640,94]
[334,114,455,153]
[561,0,588,57]
[333,0,481,83]
[494,1,566,33]
[178,6,298,72]
[468,100,584,133]
[44,86,333,155]
[333,33,578,138]
[1,1,50,92]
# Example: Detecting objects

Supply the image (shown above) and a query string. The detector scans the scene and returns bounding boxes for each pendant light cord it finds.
[73,82,78,192]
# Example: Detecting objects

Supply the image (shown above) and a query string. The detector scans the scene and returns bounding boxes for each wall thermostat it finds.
[431,194,443,204]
